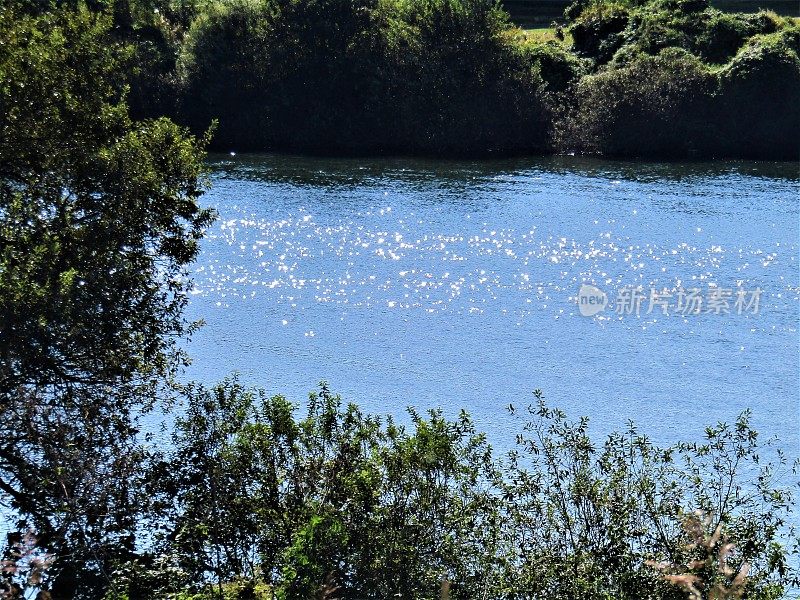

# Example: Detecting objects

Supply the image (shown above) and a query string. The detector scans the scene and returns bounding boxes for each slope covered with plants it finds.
[111,0,800,158]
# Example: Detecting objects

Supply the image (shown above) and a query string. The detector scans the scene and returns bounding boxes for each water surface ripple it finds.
[183,155,799,454]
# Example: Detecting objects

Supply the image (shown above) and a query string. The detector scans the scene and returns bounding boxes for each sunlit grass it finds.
[518,26,572,45]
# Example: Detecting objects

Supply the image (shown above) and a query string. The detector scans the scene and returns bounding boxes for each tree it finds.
[128,379,502,599]
[0,5,213,597]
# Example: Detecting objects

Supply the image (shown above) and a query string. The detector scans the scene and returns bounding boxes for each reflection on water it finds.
[184,154,799,458]
[210,153,800,186]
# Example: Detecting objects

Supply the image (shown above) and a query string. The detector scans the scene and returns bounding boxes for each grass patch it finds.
[520,26,573,44]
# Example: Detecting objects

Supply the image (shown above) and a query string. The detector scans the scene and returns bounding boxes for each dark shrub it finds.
[607,40,647,66]
[695,11,780,63]
[561,48,717,157]
[713,30,800,159]
[781,22,800,52]
[178,0,262,149]
[569,1,631,63]
[648,0,708,12]
[576,0,790,71]
[349,0,551,154]
[178,0,550,155]
[125,18,183,120]
[621,7,690,59]
[622,7,781,65]
[521,39,588,93]
[178,0,371,151]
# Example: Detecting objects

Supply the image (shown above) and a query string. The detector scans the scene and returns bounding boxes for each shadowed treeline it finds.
[5,0,798,159]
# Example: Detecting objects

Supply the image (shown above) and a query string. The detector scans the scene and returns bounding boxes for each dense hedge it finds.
[561,24,800,158]
[172,0,800,158]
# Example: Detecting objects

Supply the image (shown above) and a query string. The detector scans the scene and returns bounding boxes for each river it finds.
[182,154,799,459]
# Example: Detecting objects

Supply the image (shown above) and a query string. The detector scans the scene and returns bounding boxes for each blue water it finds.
[183,154,799,458]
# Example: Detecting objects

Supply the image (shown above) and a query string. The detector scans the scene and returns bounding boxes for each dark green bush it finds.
[561,48,717,157]
[695,11,780,63]
[619,6,690,60]
[521,38,588,93]
[177,0,284,150]
[495,395,797,600]
[713,29,800,159]
[568,0,789,68]
[626,7,782,64]
[177,0,551,154]
[559,0,799,158]
[352,0,552,154]
[569,1,631,63]
[124,16,185,120]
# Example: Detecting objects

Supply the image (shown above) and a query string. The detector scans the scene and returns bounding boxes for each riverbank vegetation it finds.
[7,0,799,158]
[1,1,799,598]
[162,0,800,157]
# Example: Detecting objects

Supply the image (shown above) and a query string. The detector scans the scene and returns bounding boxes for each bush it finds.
[494,394,797,599]
[695,11,780,63]
[559,0,799,158]
[124,15,185,120]
[569,1,631,63]
[104,382,799,600]
[520,38,588,93]
[626,7,782,64]
[177,0,551,154]
[560,48,717,157]
[713,30,800,159]
[177,0,298,150]
[353,0,552,154]
[137,379,502,598]
[568,0,788,68]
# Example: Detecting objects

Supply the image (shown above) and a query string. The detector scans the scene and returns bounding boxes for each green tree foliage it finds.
[0,5,213,596]
[494,394,797,599]
[130,379,501,598]
[33,0,794,158]
[177,0,551,154]
[106,383,798,600]
[558,0,800,159]
[1,0,799,596]
[564,0,788,67]
[569,0,631,63]
[159,0,800,158]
